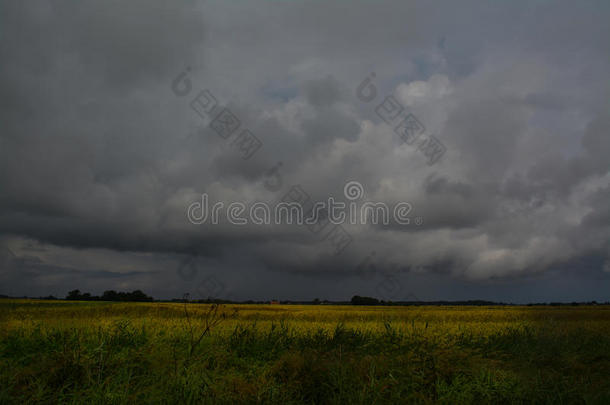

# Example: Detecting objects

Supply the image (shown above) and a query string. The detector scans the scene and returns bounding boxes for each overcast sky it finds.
[1,0,609,302]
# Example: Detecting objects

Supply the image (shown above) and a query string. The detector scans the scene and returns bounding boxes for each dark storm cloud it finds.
[1,0,609,301]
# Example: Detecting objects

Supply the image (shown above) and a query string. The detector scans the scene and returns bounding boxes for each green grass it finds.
[1,300,610,404]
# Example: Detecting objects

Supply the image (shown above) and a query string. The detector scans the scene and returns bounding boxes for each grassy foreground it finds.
[1,300,610,404]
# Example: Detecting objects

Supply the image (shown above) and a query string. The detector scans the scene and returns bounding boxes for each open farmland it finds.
[2,300,610,404]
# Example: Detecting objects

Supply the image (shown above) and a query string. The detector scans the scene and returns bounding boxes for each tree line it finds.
[1,292,606,306]
[65,289,153,302]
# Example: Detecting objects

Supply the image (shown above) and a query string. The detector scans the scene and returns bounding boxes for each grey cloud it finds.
[1,0,610,301]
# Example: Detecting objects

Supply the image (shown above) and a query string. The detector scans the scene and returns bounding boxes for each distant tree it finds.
[313,298,320,305]
[66,289,82,300]
[128,290,153,302]
[102,290,118,301]
[351,295,379,306]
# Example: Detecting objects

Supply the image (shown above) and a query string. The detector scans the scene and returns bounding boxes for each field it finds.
[2,301,610,404]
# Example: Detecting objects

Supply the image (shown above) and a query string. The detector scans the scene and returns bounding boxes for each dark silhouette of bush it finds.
[66,289,82,300]
[350,295,379,306]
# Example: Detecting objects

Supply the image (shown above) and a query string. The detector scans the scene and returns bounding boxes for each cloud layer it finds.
[1,0,609,301]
